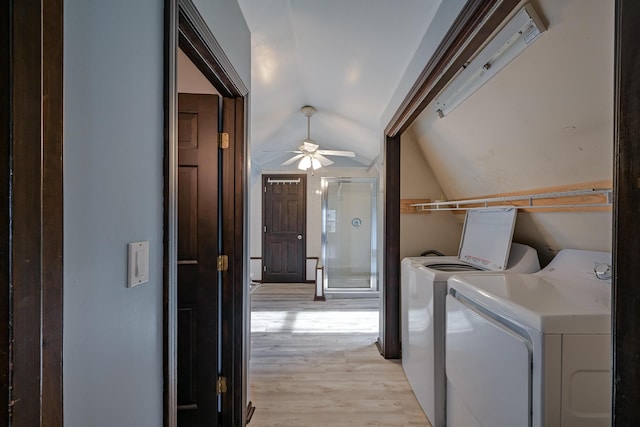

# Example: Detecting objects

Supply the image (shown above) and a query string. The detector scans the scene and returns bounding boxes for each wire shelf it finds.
[411,188,613,211]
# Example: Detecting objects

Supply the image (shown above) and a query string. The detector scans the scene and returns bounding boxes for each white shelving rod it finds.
[411,188,613,211]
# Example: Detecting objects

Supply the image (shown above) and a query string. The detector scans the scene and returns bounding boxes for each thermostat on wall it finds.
[128,241,149,287]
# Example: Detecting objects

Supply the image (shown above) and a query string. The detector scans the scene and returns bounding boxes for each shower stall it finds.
[321,178,378,297]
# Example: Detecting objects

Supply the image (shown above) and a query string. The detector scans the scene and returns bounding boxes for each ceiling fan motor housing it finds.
[301,105,316,117]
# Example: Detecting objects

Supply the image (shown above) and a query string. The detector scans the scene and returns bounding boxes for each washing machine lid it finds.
[448,273,611,334]
[458,207,517,271]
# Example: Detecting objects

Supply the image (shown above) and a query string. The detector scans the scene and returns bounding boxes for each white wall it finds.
[250,167,376,281]
[400,132,462,259]
[63,1,250,425]
[408,0,613,264]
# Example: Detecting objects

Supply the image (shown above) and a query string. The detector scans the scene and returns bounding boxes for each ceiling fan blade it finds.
[282,154,304,166]
[317,149,356,157]
[263,150,302,154]
[315,154,334,167]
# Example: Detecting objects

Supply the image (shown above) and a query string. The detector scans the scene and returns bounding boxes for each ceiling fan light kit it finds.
[298,156,312,170]
[282,105,356,172]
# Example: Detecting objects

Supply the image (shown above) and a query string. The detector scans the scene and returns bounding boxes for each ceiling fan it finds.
[281,105,356,171]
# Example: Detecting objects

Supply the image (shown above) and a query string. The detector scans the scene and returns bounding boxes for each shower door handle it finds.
[297,234,303,240]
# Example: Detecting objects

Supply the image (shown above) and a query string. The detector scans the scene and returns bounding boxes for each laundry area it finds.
[397,0,614,426]
[401,207,612,427]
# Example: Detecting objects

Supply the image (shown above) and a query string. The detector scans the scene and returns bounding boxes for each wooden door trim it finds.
[165,0,249,425]
[613,0,640,423]
[1,0,64,424]
[163,2,179,425]
[0,3,8,419]
[220,96,247,426]
[380,135,401,358]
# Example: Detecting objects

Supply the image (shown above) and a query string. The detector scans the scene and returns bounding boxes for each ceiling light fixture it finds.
[297,154,322,171]
[280,105,356,173]
[298,155,312,170]
[434,3,546,118]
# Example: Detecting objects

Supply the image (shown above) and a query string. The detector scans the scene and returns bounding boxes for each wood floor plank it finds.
[249,283,431,426]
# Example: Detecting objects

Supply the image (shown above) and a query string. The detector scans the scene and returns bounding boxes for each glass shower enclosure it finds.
[321,178,377,296]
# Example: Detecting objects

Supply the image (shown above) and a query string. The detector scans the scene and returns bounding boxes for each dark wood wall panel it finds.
[12,1,46,425]
[41,0,64,424]
[2,0,65,425]
[381,135,401,359]
[613,0,640,424]
[0,0,10,422]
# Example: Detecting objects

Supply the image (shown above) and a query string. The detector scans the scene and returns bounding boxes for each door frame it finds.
[612,1,640,423]
[1,0,64,425]
[165,0,249,425]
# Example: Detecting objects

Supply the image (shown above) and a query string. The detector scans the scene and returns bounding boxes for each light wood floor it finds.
[249,283,431,427]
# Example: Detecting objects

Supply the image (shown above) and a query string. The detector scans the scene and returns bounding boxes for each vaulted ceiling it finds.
[237,0,442,171]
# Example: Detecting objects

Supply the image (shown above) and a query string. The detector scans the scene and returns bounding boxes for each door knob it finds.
[297,234,303,240]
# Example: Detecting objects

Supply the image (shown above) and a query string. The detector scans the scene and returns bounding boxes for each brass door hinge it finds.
[216,376,228,395]
[217,255,229,272]
[219,132,230,149]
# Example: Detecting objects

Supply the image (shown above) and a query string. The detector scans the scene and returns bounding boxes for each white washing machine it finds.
[401,207,540,427]
[445,249,612,427]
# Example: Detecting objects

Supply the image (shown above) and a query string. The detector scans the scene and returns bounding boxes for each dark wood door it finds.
[177,93,219,426]
[262,174,306,282]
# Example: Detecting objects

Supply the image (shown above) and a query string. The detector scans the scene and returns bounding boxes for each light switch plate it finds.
[128,241,149,287]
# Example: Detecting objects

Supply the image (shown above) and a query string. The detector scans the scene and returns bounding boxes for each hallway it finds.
[249,283,431,426]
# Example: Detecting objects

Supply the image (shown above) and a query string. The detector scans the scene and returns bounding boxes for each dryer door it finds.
[446,295,532,427]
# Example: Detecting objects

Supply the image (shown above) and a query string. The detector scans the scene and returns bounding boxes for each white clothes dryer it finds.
[401,207,540,427]
[445,249,612,427]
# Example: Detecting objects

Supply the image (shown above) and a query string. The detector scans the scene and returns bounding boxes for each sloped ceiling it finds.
[238,0,442,171]
[408,0,613,199]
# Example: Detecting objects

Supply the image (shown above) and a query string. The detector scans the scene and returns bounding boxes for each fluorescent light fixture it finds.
[434,3,546,118]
